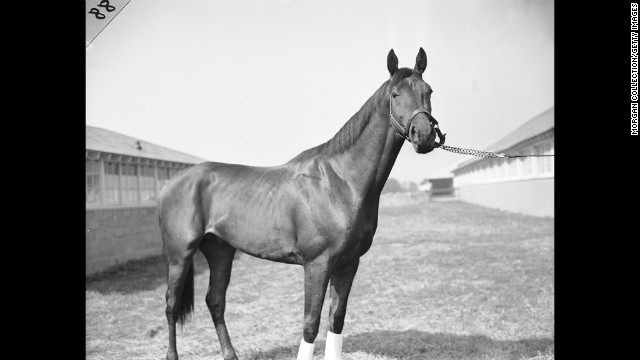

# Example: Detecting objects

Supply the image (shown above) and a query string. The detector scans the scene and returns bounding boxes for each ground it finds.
[86,195,554,360]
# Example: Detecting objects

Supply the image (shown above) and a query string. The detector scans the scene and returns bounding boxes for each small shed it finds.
[420,172,454,199]
[428,176,454,196]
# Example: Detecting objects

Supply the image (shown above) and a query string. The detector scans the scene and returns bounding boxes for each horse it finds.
[159,47,444,360]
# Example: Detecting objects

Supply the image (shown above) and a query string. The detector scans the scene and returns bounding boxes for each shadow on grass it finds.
[248,330,553,360]
[86,251,215,295]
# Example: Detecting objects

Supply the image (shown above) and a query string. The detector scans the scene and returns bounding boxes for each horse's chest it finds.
[340,205,379,257]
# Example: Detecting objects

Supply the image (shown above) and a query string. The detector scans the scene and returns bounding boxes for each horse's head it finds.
[387,48,444,154]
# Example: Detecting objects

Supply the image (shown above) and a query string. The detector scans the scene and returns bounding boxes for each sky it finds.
[86,0,554,183]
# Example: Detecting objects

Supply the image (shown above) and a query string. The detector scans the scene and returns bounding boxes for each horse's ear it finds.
[414,47,427,75]
[387,49,398,77]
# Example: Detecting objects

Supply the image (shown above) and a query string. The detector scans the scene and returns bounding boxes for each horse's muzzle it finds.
[409,114,438,153]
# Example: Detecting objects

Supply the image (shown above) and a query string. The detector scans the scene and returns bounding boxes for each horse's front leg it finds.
[296,257,331,360]
[325,258,359,360]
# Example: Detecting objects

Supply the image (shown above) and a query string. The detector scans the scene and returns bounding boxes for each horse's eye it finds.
[391,92,399,99]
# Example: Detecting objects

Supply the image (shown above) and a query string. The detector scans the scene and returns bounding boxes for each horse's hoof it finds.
[166,353,178,360]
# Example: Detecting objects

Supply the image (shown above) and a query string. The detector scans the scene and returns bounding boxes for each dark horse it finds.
[159,48,443,360]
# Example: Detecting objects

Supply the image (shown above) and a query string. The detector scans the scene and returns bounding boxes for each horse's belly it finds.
[227,234,303,265]
[210,212,303,265]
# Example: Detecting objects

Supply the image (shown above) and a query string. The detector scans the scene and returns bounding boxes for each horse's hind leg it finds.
[200,234,238,360]
[164,232,200,360]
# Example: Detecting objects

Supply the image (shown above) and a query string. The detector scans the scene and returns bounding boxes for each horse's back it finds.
[158,161,279,225]
[158,159,374,265]
[158,161,304,259]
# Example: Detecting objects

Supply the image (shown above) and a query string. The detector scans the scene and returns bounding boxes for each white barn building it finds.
[451,107,554,217]
[86,125,207,275]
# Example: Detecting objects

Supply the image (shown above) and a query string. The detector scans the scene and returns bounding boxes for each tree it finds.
[381,177,403,194]
[405,181,418,192]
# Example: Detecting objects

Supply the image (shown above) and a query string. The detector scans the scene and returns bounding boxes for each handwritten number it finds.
[98,1,116,12]
[88,8,105,19]
[88,1,116,20]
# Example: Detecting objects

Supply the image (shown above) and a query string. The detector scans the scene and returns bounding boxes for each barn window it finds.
[85,154,195,207]
[139,165,156,203]
[521,149,532,176]
[158,166,172,191]
[121,163,139,204]
[508,158,517,177]
[534,144,544,174]
[544,142,554,173]
[86,159,101,204]
[532,141,554,175]
[104,161,121,204]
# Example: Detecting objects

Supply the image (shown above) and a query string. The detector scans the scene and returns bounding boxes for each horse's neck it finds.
[332,96,404,198]
[288,83,405,199]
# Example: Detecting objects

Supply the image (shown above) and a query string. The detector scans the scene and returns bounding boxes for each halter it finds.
[389,94,446,147]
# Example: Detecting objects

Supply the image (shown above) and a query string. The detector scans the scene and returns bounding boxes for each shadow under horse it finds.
[159,48,445,360]
[252,330,554,360]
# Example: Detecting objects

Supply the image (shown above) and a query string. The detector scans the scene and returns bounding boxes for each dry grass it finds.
[86,198,554,360]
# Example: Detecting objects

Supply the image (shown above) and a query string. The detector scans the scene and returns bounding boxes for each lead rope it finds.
[389,95,552,159]
[428,116,552,159]
[436,145,554,159]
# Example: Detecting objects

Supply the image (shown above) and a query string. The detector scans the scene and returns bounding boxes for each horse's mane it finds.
[287,68,415,163]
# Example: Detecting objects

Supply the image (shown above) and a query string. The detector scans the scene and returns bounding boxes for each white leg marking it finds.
[297,338,315,360]
[324,331,343,360]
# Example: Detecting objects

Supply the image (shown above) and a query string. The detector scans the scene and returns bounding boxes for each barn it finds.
[450,107,554,217]
[428,174,454,197]
[86,125,207,275]
[419,173,455,199]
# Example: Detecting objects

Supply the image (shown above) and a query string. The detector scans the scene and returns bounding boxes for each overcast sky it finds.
[86,0,554,183]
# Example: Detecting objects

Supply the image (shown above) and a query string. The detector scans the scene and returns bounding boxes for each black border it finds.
[3,2,86,358]
[555,1,634,358]
[7,1,635,358]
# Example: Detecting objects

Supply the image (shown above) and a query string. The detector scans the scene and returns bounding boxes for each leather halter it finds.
[389,94,446,147]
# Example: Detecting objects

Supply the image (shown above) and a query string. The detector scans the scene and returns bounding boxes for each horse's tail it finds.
[177,261,195,326]
[160,215,195,327]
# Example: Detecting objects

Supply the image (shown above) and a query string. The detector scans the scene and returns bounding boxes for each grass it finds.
[86,197,554,360]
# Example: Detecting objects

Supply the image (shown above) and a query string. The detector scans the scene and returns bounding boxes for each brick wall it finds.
[86,206,162,275]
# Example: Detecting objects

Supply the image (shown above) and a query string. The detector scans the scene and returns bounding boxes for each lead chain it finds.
[437,145,509,158]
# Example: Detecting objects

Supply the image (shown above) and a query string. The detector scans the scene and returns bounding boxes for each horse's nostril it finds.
[410,126,417,138]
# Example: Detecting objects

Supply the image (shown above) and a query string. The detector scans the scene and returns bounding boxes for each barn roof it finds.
[451,106,554,172]
[427,172,454,181]
[86,125,208,164]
